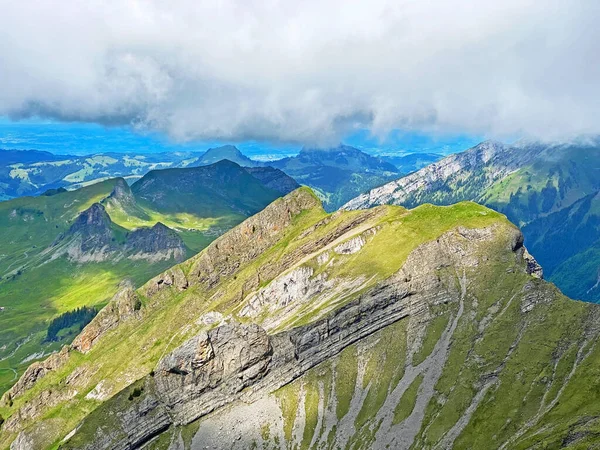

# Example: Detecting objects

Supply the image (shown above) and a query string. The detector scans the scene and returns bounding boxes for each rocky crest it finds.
[50,203,185,263]
[102,178,136,210]
[1,346,69,406]
[125,222,186,262]
[60,222,533,449]
[51,203,116,262]
[184,188,322,291]
[71,284,141,353]
[343,140,538,210]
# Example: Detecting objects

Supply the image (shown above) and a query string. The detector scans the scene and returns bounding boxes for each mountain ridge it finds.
[4,188,586,449]
[0,161,299,399]
[344,139,600,302]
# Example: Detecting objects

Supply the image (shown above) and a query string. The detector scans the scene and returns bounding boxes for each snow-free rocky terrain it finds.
[2,188,600,449]
[344,139,600,303]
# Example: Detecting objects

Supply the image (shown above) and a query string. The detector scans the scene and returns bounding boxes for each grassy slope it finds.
[551,239,600,302]
[0,180,118,391]
[104,198,236,254]
[0,190,513,448]
[0,181,186,395]
[0,166,286,397]
[167,227,598,449]
[369,144,600,302]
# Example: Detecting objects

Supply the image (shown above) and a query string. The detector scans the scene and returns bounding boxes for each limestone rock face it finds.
[125,222,186,262]
[186,189,321,289]
[240,266,323,318]
[71,285,140,353]
[51,203,116,262]
[523,248,544,278]
[155,324,273,425]
[4,388,77,435]
[62,223,529,450]
[104,178,135,209]
[1,346,69,405]
[141,266,189,297]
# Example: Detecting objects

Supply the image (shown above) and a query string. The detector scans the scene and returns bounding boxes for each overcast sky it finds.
[0,0,598,146]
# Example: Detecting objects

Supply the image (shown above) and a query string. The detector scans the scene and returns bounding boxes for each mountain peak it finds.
[125,222,186,262]
[50,203,117,261]
[204,145,242,156]
[71,203,112,232]
[105,177,134,206]
[199,145,259,167]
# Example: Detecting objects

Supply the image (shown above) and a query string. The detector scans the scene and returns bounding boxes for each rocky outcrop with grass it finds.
[4,188,600,449]
[49,203,186,263]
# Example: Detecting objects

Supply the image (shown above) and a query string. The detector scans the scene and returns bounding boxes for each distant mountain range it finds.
[345,138,600,302]
[378,152,442,173]
[268,145,402,210]
[0,160,297,396]
[0,145,440,210]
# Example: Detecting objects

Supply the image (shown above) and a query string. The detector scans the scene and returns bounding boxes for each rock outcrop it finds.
[1,346,69,405]
[126,222,186,262]
[185,188,322,290]
[49,203,185,263]
[71,284,141,353]
[51,203,116,262]
[106,178,135,205]
[141,266,189,297]
[61,222,530,449]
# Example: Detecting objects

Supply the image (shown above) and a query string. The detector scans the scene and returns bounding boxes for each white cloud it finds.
[0,0,598,144]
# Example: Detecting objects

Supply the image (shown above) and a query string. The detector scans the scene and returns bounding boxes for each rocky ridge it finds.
[343,139,600,303]
[60,220,524,450]
[49,203,186,263]
[3,188,598,449]
[343,140,534,211]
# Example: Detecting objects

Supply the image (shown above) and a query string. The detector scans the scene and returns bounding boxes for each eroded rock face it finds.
[186,189,321,290]
[104,178,135,209]
[240,266,324,317]
[49,202,186,264]
[155,324,273,425]
[50,203,116,262]
[4,388,77,434]
[62,223,530,450]
[333,235,365,254]
[126,222,186,262]
[71,285,140,353]
[1,346,69,405]
[141,266,189,297]
[523,248,544,278]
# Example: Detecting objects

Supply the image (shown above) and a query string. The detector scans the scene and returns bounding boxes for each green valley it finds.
[0,161,298,397]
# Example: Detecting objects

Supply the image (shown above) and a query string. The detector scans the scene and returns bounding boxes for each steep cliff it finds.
[50,203,186,263]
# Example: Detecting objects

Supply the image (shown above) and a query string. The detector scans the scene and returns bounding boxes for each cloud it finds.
[0,0,598,144]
